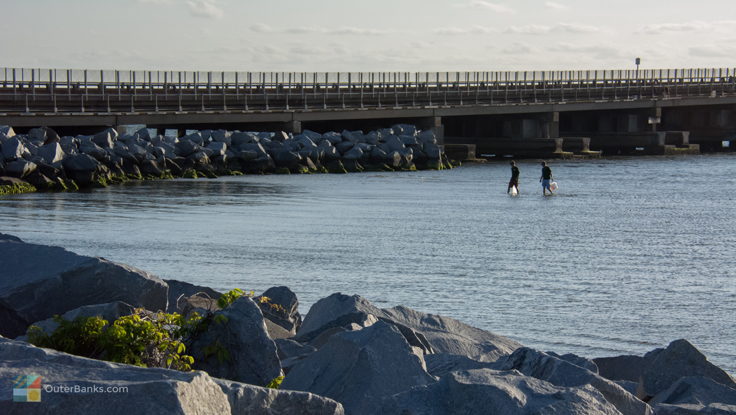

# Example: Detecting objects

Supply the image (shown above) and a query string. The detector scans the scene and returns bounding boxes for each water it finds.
[2,154,735,374]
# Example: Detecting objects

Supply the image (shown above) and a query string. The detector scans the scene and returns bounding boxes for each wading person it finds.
[540,161,553,195]
[508,161,520,195]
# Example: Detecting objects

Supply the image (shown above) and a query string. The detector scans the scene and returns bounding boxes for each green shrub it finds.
[28,309,197,371]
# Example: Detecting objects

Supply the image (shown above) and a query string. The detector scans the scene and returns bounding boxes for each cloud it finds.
[640,20,736,34]
[434,25,496,35]
[545,1,568,10]
[136,0,174,4]
[466,1,515,14]
[689,45,736,58]
[505,23,599,34]
[550,43,624,59]
[249,24,390,36]
[186,0,224,19]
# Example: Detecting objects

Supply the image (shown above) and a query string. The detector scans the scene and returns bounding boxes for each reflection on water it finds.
[1,154,735,374]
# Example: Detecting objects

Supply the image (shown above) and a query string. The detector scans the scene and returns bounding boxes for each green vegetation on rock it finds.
[0,182,37,196]
[182,169,198,179]
[28,309,198,371]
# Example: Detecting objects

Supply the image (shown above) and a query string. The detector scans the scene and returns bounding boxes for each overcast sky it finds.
[2,0,735,72]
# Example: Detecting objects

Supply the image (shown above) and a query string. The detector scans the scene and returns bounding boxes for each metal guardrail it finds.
[1,67,735,114]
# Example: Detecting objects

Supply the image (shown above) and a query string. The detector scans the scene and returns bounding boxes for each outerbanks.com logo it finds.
[12,375,129,403]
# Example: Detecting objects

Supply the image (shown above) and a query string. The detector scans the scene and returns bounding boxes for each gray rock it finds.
[400,135,419,146]
[369,146,388,162]
[2,137,27,161]
[595,354,647,383]
[417,130,437,144]
[381,304,521,362]
[175,139,199,157]
[37,142,65,164]
[0,125,15,138]
[392,124,417,136]
[211,130,231,145]
[256,286,302,334]
[323,132,343,145]
[342,147,364,160]
[282,321,435,415]
[273,150,302,169]
[79,140,109,162]
[62,154,104,186]
[165,279,222,314]
[92,131,114,149]
[206,141,227,156]
[302,129,323,141]
[4,160,37,178]
[139,159,163,177]
[380,369,622,415]
[298,293,519,363]
[425,353,498,378]
[424,143,442,159]
[649,376,736,415]
[547,351,599,373]
[497,347,652,415]
[187,151,210,166]
[275,338,317,372]
[0,337,232,414]
[383,135,405,152]
[231,132,258,147]
[641,339,735,398]
[0,237,168,338]
[215,379,344,415]
[189,297,282,386]
[596,340,736,400]
[334,141,354,154]
[27,301,136,336]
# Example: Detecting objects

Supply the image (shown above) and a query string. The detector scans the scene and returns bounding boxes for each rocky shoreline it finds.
[0,124,452,196]
[1,234,735,414]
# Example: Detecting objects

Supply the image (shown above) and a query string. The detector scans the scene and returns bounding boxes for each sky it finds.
[1,0,735,72]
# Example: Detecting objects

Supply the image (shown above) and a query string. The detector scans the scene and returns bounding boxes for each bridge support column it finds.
[648,107,662,132]
[544,112,560,139]
[418,116,444,144]
[282,120,302,134]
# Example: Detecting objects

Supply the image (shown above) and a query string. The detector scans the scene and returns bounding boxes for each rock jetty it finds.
[1,234,734,414]
[0,124,452,196]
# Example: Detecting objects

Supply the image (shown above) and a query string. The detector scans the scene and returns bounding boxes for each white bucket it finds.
[550,182,558,191]
[510,186,518,196]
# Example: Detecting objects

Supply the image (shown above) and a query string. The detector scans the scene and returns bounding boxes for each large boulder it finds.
[496,347,652,415]
[648,376,736,415]
[641,339,735,398]
[282,321,436,415]
[595,339,736,399]
[380,369,622,415]
[425,353,498,378]
[0,236,168,338]
[215,379,344,415]
[297,293,520,362]
[37,142,65,164]
[4,160,37,178]
[1,137,27,161]
[164,279,222,314]
[0,336,344,414]
[0,125,16,138]
[188,297,282,386]
[256,286,302,334]
[381,305,521,362]
[62,153,104,186]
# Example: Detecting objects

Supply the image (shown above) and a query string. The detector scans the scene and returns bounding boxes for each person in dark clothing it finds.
[508,161,520,194]
[540,161,553,195]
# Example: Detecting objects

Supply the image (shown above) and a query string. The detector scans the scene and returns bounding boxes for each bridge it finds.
[2,67,736,157]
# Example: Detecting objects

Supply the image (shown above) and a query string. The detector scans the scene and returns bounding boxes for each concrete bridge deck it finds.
[2,67,735,157]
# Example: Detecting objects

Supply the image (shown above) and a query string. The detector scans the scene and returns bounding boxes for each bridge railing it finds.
[1,67,735,113]
[2,67,735,91]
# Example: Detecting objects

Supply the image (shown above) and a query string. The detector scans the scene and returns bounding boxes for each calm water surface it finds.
[2,154,735,373]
